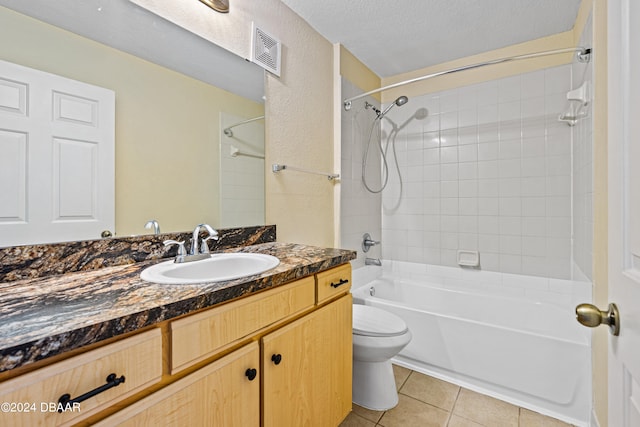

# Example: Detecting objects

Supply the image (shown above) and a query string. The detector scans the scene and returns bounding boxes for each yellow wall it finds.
[131,0,337,247]
[339,45,382,100]
[570,1,609,425]
[0,6,264,237]
[589,0,609,424]
[380,32,575,102]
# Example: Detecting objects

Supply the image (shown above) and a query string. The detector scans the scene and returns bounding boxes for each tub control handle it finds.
[575,303,620,336]
[330,278,349,288]
[245,368,257,381]
[271,354,282,365]
[362,233,380,253]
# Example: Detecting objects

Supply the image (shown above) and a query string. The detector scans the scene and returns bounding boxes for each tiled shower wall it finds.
[342,53,594,282]
[220,112,265,228]
[572,16,594,281]
[340,80,382,269]
[377,65,578,280]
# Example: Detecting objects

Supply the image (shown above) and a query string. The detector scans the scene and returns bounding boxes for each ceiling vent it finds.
[250,23,281,77]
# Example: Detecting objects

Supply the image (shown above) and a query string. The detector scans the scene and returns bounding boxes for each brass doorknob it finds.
[575,303,620,336]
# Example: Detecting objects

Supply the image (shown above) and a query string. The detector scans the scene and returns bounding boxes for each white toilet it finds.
[352,304,412,410]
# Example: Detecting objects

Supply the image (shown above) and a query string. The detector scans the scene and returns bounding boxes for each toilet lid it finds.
[353,304,408,337]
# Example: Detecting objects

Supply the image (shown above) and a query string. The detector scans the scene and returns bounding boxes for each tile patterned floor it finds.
[340,365,576,427]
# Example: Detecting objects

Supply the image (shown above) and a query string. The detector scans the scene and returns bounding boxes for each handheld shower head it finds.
[378,95,409,118]
[395,96,409,106]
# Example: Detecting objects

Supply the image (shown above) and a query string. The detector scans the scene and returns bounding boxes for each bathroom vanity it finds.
[0,239,355,426]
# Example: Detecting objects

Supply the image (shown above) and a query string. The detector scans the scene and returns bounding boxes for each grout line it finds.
[397,369,412,390]
[444,411,453,427]
[450,386,462,417]
[354,366,572,427]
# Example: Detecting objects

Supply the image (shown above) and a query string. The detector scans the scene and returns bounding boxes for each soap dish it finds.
[457,250,480,267]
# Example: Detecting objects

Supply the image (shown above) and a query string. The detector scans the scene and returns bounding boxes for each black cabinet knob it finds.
[245,368,257,381]
[271,354,282,365]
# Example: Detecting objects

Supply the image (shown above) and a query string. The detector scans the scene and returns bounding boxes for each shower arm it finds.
[343,47,591,110]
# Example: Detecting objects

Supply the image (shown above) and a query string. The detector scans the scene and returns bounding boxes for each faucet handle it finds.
[362,233,380,253]
[163,240,186,256]
[200,232,219,254]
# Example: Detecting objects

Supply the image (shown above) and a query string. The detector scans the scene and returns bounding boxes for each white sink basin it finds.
[140,253,280,284]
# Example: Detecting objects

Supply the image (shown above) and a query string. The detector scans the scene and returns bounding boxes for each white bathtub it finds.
[352,263,591,426]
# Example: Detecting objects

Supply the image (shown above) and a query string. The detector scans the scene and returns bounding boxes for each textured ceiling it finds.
[280,0,582,77]
[3,0,582,95]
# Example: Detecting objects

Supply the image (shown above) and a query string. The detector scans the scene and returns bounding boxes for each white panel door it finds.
[0,60,114,246]
[608,1,640,426]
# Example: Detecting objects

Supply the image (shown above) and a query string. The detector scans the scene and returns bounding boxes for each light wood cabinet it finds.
[95,342,260,427]
[262,293,352,427]
[171,277,315,374]
[316,263,352,303]
[0,329,162,427]
[4,264,352,427]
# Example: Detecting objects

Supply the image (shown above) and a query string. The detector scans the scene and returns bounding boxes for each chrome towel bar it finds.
[272,163,339,181]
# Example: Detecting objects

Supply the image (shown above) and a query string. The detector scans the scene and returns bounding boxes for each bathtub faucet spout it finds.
[365,257,382,266]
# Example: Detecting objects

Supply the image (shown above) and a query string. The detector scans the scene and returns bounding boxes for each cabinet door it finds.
[262,294,352,427]
[95,342,260,427]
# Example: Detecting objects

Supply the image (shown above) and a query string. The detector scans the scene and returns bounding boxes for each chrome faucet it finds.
[362,233,380,253]
[164,224,219,263]
[190,223,218,256]
[164,239,188,263]
[144,219,161,235]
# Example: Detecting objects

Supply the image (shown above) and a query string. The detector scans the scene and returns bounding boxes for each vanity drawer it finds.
[316,263,352,303]
[0,328,162,427]
[94,342,260,427]
[170,277,315,374]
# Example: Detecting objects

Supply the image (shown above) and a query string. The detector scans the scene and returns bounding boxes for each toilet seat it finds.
[353,304,408,337]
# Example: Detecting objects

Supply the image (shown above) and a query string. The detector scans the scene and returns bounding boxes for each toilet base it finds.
[352,359,399,411]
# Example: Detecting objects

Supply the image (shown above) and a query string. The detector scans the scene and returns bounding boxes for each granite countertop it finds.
[0,242,356,373]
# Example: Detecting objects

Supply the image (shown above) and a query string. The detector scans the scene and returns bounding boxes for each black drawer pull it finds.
[58,373,125,412]
[330,278,349,288]
[271,354,282,365]
[245,368,257,381]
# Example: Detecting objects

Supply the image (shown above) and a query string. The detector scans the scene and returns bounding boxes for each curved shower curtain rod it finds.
[343,46,591,110]
[223,115,265,137]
